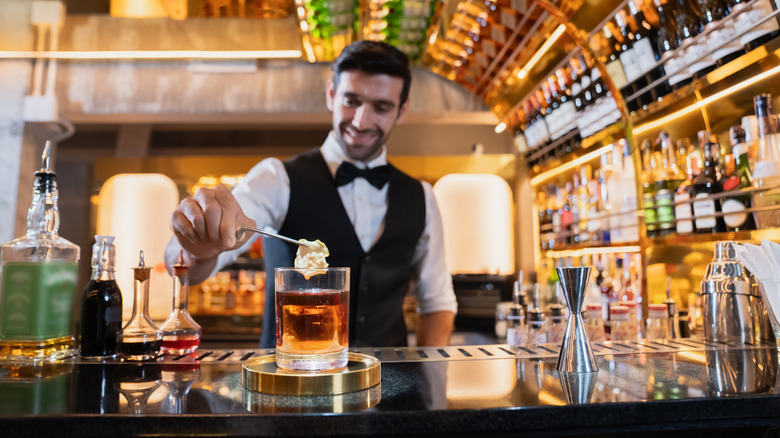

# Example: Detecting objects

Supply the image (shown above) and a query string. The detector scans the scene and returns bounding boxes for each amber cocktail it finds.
[275,267,349,371]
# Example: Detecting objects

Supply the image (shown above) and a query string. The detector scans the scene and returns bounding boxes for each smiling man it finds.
[165,41,457,348]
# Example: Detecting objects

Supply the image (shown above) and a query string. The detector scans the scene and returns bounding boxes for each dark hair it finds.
[332,41,412,107]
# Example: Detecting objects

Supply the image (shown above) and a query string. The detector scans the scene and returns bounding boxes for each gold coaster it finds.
[242,352,381,396]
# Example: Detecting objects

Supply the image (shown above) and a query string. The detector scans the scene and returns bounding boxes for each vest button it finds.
[360,286,368,293]
[364,256,371,262]
[358,316,366,325]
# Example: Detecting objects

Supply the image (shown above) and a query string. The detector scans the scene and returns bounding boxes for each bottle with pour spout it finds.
[117,251,162,361]
[159,251,202,355]
[0,141,80,362]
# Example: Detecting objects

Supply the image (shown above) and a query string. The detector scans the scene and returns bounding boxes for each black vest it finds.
[260,149,426,348]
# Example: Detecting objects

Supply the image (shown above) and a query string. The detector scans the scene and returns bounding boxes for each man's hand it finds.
[166,185,256,281]
[415,311,455,347]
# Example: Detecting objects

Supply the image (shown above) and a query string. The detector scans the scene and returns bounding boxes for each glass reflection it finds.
[161,355,201,414]
[116,363,162,414]
[0,362,73,415]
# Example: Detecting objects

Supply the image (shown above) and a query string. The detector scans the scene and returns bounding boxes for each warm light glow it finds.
[538,391,566,406]
[0,50,302,60]
[446,360,516,400]
[495,122,507,133]
[545,246,642,259]
[97,174,179,321]
[677,351,707,363]
[530,144,613,186]
[517,25,566,79]
[433,174,515,275]
[634,64,780,135]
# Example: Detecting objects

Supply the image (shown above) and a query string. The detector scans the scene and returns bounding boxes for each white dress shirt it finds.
[214,132,457,316]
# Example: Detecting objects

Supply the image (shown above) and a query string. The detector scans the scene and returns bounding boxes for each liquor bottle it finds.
[117,251,162,361]
[80,235,123,359]
[605,149,623,243]
[602,25,630,90]
[526,284,548,345]
[576,166,592,243]
[506,280,528,347]
[701,0,744,66]
[654,0,688,88]
[751,93,780,228]
[0,141,80,362]
[655,132,685,235]
[674,138,698,234]
[618,139,641,242]
[692,131,727,233]
[629,0,672,100]
[641,139,660,237]
[720,126,757,231]
[732,0,780,52]
[614,13,641,84]
[159,251,202,355]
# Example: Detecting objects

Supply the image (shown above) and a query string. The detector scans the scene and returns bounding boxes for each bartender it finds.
[165,40,457,348]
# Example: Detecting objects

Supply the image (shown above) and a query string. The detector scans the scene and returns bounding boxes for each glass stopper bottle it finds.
[80,235,123,359]
[117,251,162,361]
[0,140,80,362]
[506,280,527,347]
[159,251,202,355]
[645,303,671,340]
[585,303,606,342]
[527,283,548,345]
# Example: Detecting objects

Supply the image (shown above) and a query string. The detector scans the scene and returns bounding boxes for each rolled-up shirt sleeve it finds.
[411,181,458,316]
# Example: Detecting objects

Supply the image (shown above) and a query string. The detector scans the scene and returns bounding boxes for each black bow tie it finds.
[335,162,391,189]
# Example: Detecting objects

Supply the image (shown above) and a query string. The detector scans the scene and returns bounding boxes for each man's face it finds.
[326,70,409,162]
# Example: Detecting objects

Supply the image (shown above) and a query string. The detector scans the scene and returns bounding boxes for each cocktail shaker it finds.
[699,241,774,345]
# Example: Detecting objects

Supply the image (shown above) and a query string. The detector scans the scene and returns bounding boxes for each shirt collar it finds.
[321,131,388,178]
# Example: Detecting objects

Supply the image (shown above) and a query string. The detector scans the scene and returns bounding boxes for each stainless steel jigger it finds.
[556,267,599,373]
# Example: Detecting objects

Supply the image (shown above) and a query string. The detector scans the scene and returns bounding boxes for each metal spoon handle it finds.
[236,226,308,247]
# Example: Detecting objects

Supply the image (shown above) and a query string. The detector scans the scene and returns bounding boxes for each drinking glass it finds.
[275,267,349,371]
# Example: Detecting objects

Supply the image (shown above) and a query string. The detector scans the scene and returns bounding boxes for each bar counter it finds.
[2,339,780,437]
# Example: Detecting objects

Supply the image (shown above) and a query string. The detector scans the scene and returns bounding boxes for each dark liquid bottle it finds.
[80,235,123,359]
[692,131,727,233]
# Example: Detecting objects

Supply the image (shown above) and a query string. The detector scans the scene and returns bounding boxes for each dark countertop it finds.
[2,339,780,437]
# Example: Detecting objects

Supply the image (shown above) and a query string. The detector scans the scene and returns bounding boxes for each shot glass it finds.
[275,267,350,371]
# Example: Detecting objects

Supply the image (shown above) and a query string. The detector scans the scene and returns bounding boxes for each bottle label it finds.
[1,262,78,340]
[643,193,658,230]
[754,160,780,179]
[722,198,749,227]
[633,38,658,75]
[655,189,675,229]
[674,192,695,233]
[605,60,628,89]
[693,193,718,229]
[529,331,548,345]
[507,326,528,347]
[686,42,715,74]
[105,306,123,324]
[619,48,641,83]
[735,0,780,45]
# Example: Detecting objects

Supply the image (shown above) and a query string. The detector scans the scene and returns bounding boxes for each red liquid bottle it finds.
[159,251,202,355]
[117,251,163,361]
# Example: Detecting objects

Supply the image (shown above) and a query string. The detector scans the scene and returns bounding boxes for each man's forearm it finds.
[415,311,455,347]
[164,237,219,285]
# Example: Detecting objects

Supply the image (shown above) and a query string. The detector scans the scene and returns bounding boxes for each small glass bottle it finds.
[527,284,548,345]
[506,281,528,347]
[610,305,631,341]
[117,251,162,361]
[751,93,780,228]
[622,300,640,341]
[159,251,202,355]
[663,277,681,339]
[547,302,566,344]
[79,235,123,359]
[645,303,671,340]
[585,303,606,342]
